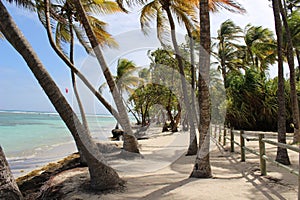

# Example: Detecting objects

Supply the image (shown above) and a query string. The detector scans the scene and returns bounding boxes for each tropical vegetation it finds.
[1,0,300,198]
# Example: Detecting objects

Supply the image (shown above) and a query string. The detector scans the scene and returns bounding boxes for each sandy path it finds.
[46,131,298,200]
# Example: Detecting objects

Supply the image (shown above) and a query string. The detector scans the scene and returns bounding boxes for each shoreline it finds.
[9,140,78,178]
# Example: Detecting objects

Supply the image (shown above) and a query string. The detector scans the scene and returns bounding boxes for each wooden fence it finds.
[211,125,300,199]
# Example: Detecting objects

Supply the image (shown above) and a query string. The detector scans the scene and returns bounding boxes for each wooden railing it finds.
[211,125,300,199]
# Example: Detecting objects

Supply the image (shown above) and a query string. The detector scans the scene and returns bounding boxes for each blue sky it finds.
[0,0,278,113]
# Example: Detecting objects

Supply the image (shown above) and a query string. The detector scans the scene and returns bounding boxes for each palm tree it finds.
[72,0,139,153]
[244,25,277,71]
[115,58,141,94]
[0,1,124,190]
[214,19,243,87]
[286,10,300,68]
[141,0,200,155]
[0,145,23,199]
[190,0,212,178]
[272,0,291,165]
[41,0,120,128]
[101,58,142,124]
[41,0,125,126]
[278,0,300,143]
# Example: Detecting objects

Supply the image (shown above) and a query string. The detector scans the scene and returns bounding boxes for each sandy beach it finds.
[14,126,299,199]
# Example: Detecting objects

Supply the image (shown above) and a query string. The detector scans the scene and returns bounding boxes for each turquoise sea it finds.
[0,110,118,177]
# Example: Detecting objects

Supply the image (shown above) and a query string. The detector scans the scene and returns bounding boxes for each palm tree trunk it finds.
[272,0,291,165]
[187,28,199,155]
[190,0,212,178]
[173,103,182,132]
[43,1,122,125]
[123,97,141,125]
[0,2,123,190]
[67,11,88,165]
[278,0,300,143]
[72,0,139,153]
[296,49,300,71]
[0,146,23,200]
[162,2,198,155]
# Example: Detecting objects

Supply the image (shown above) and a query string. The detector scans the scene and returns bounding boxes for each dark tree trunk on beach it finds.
[272,0,291,165]
[278,0,300,143]
[161,1,198,155]
[72,0,139,153]
[190,0,212,178]
[0,1,124,190]
[0,146,23,200]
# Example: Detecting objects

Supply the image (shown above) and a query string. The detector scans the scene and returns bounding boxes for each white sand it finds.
[36,127,299,199]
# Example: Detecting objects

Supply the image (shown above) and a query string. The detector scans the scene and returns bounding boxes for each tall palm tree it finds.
[72,0,139,153]
[190,0,212,178]
[214,19,243,87]
[0,0,124,190]
[140,0,200,155]
[0,145,23,199]
[272,0,291,165]
[278,0,300,143]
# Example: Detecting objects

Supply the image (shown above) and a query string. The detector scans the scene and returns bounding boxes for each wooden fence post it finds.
[230,128,234,152]
[223,128,227,146]
[240,130,245,162]
[214,125,217,138]
[259,134,267,176]
[218,125,222,143]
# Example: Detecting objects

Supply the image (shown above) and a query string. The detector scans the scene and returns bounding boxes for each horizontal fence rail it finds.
[210,124,300,199]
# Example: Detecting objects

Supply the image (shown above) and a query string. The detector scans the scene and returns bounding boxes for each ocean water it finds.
[0,110,118,176]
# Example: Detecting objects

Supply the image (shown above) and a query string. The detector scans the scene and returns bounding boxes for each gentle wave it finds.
[0,110,59,116]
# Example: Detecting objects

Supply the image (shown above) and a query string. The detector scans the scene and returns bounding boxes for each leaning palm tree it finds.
[72,0,139,153]
[0,1,123,190]
[39,0,121,160]
[39,0,138,153]
[0,145,23,199]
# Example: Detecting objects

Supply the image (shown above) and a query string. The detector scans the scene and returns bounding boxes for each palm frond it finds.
[84,0,123,15]
[87,16,118,48]
[209,0,246,14]
[6,0,36,11]
[170,4,198,34]
[140,1,158,33]
[73,25,93,53]
[116,0,149,12]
